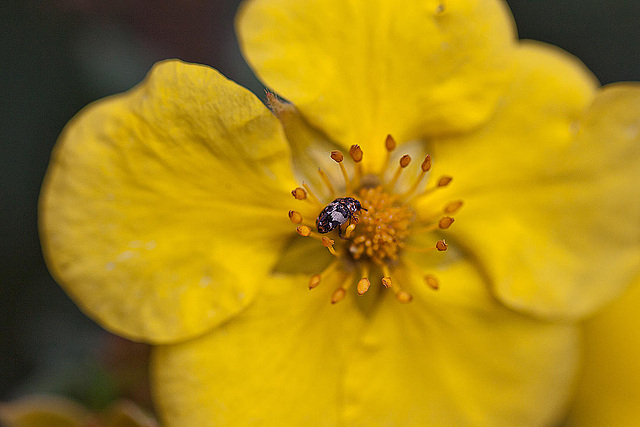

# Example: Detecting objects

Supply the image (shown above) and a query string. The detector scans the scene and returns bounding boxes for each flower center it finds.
[348,186,413,264]
[288,135,461,304]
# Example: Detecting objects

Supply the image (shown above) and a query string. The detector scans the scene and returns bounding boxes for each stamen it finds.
[356,263,371,295]
[384,134,397,171]
[424,274,439,290]
[331,287,346,304]
[322,236,338,256]
[438,216,455,229]
[291,187,307,200]
[393,287,413,303]
[438,176,453,187]
[388,154,412,190]
[296,225,312,237]
[404,239,448,252]
[288,210,303,224]
[349,145,363,188]
[343,223,357,239]
[331,150,352,194]
[356,277,371,295]
[444,200,464,214]
[381,277,392,288]
[413,216,455,233]
[308,274,321,289]
[400,155,432,198]
[308,260,341,290]
[417,175,453,198]
[317,168,336,197]
[331,276,354,304]
[302,183,321,204]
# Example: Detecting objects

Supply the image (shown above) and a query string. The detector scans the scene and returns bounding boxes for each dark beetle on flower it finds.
[316,197,367,237]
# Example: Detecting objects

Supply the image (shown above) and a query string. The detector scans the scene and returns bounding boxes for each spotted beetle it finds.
[316,197,367,237]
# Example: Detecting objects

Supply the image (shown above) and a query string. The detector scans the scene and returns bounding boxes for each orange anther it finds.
[435,239,448,251]
[438,217,455,229]
[444,200,464,214]
[382,276,392,288]
[296,226,312,237]
[331,150,344,162]
[291,187,307,199]
[438,176,453,187]
[421,155,432,172]
[288,210,303,224]
[322,237,335,248]
[385,135,397,152]
[424,275,439,290]
[356,278,371,295]
[331,287,346,304]
[349,145,363,162]
[399,155,412,168]
[395,291,413,303]
[309,274,321,289]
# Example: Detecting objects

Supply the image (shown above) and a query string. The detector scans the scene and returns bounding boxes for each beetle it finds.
[316,197,367,237]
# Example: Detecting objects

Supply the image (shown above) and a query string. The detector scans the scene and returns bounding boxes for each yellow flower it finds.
[565,274,640,426]
[39,0,640,425]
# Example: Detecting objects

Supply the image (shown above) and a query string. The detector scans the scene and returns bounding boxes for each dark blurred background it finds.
[1,0,639,414]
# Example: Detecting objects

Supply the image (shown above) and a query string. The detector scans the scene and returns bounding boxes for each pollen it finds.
[288,135,461,304]
[348,186,413,264]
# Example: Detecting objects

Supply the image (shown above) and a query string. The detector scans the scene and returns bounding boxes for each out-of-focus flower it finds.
[39,0,640,425]
[565,272,640,426]
[0,396,157,427]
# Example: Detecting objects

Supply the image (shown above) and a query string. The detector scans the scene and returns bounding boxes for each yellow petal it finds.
[40,60,298,343]
[565,275,640,426]
[237,0,516,166]
[341,254,580,426]
[423,42,640,318]
[152,274,365,425]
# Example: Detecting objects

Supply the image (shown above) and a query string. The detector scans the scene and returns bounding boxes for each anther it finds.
[296,225,312,237]
[438,176,453,187]
[349,145,363,162]
[438,217,455,229]
[435,239,448,251]
[385,134,397,152]
[424,275,439,290]
[356,277,371,295]
[291,187,307,200]
[349,145,363,187]
[331,150,352,193]
[421,155,432,172]
[395,290,413,303]
[444,200,464,214]
[388,155,412,190]
[401,154,433,198]
[331,287,346,304]
[381,277,392,288]
[399,155,412,168]
[330,150,344,163]
[288,210,303,224]
[322,236,338,256]
[309,274,321,289]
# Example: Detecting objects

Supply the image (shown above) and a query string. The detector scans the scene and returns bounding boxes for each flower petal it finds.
[340,254,580,426]
[237,0,516,165]
[422,42,640,318]
[565,275,640,426]
[152,274,365,425]
[40,60,297,343]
